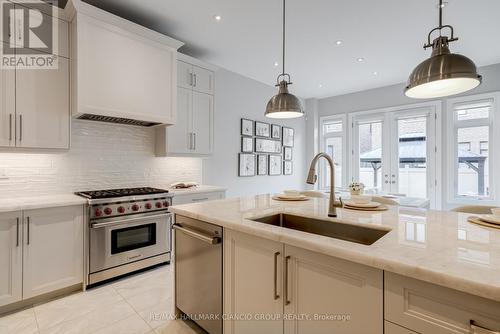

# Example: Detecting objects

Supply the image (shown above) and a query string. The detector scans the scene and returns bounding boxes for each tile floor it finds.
[0,264,205,334]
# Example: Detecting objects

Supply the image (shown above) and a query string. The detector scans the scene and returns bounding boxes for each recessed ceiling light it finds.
[213,15,222,21]
[335,40,342,45]
[373,71,378,75]
[318,84,323,88]
[357,57,365,62]
[274,61,279,67]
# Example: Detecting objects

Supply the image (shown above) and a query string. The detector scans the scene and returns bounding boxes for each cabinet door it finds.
[284,245,383,334]
[172,191,226,205]
[167,87,192,154]
[192,65,214,94]
[192,92,213,154]
[224,230,284,334]
[0,211,23,307]
[0,42,15,147]
[16,52,69,149]
[385,321,419,334]
[177,60,193,89]
[23,206,83,299]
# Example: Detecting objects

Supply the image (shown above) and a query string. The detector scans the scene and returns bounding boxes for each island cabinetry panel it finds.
[385,321,419,334]
[0,211,23,307]
[223,229,384,334]
[385,272,500,334]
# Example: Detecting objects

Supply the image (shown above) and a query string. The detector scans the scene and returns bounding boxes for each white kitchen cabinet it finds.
[224,230,284,334]
[284,245,383,334]
[166,87,192,154]
[16,52,70,149]
[0,211,23,307]
[192,65,214,95]
[191,92,213,154]
[72,8,182,125]
[177,61,194,90]
[0,43,15,148]
[172,190,226,205]
[22,206,83,299]
[385,272,500,334]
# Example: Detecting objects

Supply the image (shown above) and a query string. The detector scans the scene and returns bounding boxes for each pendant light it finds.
[265,0,304,119]
[405,0,481,99]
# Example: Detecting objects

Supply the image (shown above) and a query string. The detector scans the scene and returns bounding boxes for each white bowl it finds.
[283,190,300,197]
[350,195,372,204]
[491,208,500,217]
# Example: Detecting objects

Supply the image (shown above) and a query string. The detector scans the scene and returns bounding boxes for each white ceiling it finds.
[82,0,500,99]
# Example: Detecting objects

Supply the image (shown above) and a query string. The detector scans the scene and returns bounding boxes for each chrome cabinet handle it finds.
[19,114,22,142]
[26,216,30,245]
[191,198,209,202]
[193,74,197,87]
[274,252,280,300]
[189,73,193,86]
[193,133,196,150]
[16,217,19,247]
[9,114,12,141]
[471,320,500,334]
[284,255,291,305]
[172,224,221,245]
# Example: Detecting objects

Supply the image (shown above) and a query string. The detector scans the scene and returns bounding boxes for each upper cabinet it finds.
[0,4,71,150]
[71,2,184,125]
[156,55,216,156]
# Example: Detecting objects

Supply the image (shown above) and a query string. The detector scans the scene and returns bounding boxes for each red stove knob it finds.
[131,204,140,211]
[94,208,103,217]
[162,201,169,207]
[117,206,125,214]
[155,202,162,208]
[145,203,152,209]
[104,207,112,215]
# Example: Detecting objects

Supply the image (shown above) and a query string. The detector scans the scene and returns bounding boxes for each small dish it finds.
[344,201,380,208]
[283,190,301,197]
[479,214,500,225]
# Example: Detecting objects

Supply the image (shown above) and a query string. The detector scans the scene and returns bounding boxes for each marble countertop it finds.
[170,194,500,302]
[0,194,87,213]
[169,185,226,196]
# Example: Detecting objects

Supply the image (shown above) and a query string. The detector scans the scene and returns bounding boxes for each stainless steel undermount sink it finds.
[250,213,389,245]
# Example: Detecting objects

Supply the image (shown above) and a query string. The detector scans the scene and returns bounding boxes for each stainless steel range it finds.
[75,187,173,286]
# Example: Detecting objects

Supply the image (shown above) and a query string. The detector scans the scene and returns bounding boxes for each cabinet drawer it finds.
[385,272,500,334]
[172,191,225,205]
[385,321,418,334]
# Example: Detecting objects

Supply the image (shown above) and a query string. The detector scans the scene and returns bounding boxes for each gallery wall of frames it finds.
[239,118,294,177]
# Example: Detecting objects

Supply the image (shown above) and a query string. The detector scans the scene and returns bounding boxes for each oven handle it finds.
[91,213,171,229]
[172,224,221,245]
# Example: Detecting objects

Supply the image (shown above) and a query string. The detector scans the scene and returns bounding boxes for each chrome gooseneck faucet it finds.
[306,153,343,217]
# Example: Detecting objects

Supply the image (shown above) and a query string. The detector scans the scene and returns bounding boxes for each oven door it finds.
[89,212,171,273]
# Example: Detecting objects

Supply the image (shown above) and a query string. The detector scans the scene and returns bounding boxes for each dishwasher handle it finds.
[173,224,221,245]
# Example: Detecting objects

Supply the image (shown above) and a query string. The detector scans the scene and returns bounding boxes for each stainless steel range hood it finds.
[76,114,162,127]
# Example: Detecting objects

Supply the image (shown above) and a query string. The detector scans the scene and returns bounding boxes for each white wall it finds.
[0,120,202,198]
[203,69,307,198]
[307,62,500,208]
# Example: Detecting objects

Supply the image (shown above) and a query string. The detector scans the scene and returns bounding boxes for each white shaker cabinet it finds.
[16,52,70,149]
[224,230,284,334]
[284,245,383,334]
[191,92,213,154]
[22,206,83,299]
[166,87,192,154]
[0,211,23,307]
[192,65,214,95]
[0,43,15,148]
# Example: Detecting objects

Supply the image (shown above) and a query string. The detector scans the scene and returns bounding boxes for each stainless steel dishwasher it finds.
[173,215,222,334]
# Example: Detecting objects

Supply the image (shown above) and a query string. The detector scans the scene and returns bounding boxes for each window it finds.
[320,116,346,190]
[448,94,498,202]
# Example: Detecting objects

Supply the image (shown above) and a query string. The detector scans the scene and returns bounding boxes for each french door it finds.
[350,103,440,208]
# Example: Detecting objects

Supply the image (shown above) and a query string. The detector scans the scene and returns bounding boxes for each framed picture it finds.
[255,138,282,154]
[241,119,254,137]
[282,127,294,147]
[284,161,293,175]
[269,155,282,176]
[255,121,271,137]
[271,124,281,139]
[241,137,254,153]
[239,153,256,177]
[284,147,293,161]
[257,155,268,175]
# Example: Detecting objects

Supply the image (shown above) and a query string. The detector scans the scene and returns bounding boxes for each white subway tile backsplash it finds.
[0,120,202,198]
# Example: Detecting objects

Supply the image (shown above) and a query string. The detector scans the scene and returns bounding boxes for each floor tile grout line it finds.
[110,284,157,333]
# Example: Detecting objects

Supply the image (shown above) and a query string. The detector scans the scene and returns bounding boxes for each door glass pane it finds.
[111,223,156,254]
[397,116,427,198]
[324,137,342,189]
[358,121,382,192]
[457,126,490,198]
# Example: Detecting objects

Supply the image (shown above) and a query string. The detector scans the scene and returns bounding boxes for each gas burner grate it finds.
[76,187,169,199]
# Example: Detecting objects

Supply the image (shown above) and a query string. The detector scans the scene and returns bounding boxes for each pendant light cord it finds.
[438,0,443,33]
[282,0,286,76]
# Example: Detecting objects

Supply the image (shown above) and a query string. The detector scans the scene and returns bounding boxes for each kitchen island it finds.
[170,194,500,334]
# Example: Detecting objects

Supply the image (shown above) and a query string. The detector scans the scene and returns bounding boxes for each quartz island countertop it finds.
[169,194,500,302]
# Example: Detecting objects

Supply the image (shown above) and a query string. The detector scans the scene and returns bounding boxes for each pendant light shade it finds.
[265,0,304,119]
[405,0,481,99]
